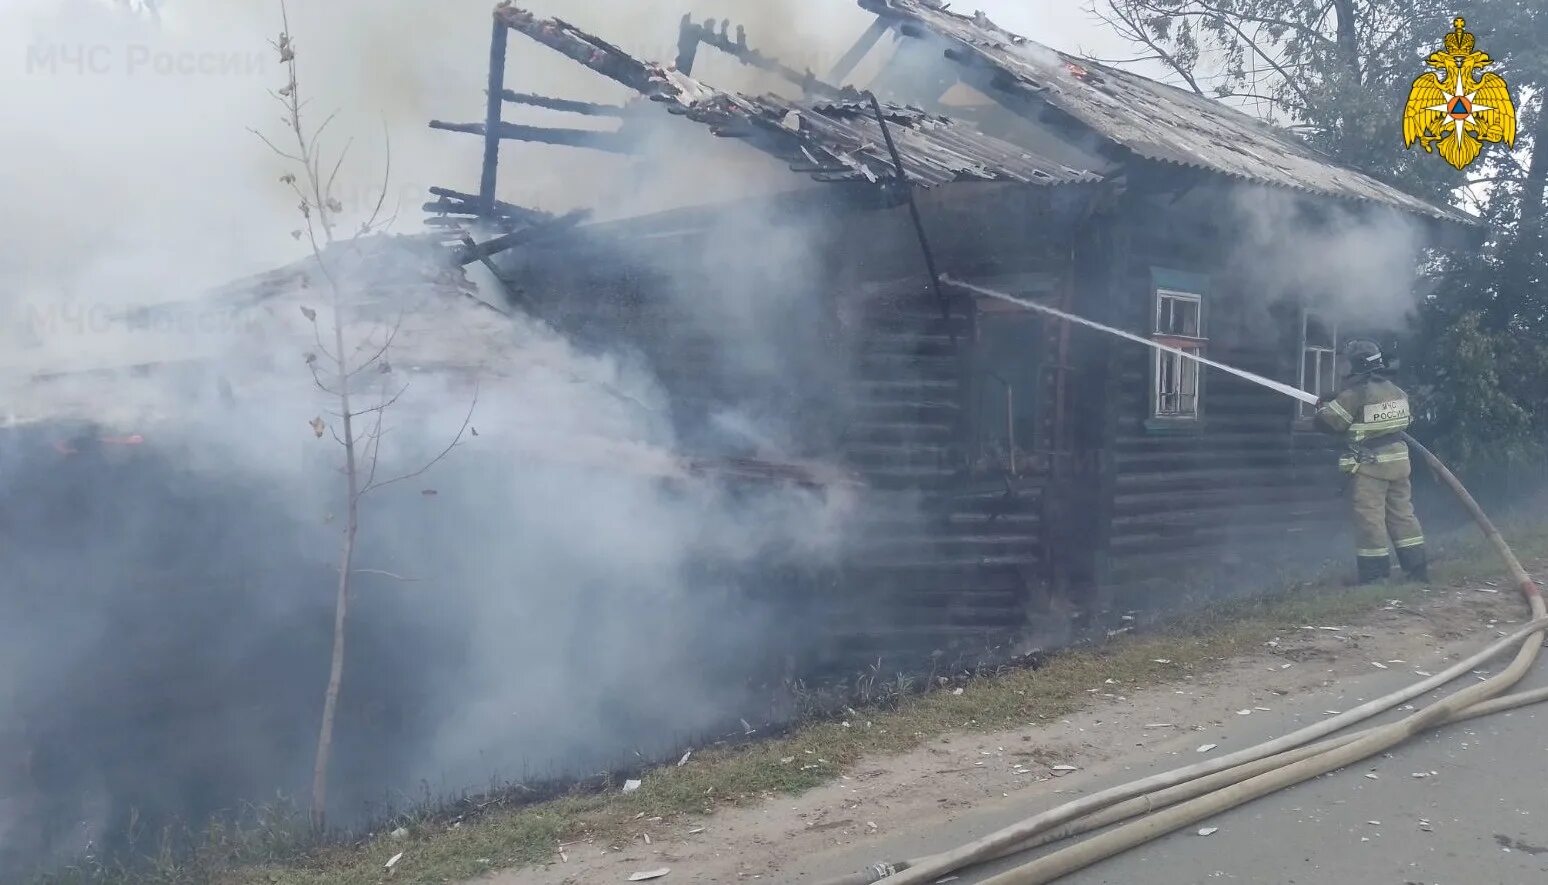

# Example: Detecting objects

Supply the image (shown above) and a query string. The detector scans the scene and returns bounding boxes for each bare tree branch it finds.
[349,382,410,418]
[345,316,403,377]
[1198,7,1315,109]
[352,569,421,582]
[359,385,479,499]
[1453,175,1528,189]
[249,127,305,163]
[362,411,387,490]
[309,320,339,367]
[362,121,394,234]
[1216,90,1311,113]
[1091,0,1207,95]
[1167,0,1336,47]
[324,137,355,201]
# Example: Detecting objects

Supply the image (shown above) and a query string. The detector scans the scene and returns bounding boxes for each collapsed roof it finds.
[473,6,1103,189]
[855,0,1472,224]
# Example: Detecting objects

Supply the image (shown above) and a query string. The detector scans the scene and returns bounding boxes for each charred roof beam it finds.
[429,119,635,154]
[426,187,553,220]
[423,186,557,234]
[489,5,1099,190]
[826,17,890,85]
[495,4,689,103]
[451,209,592,266]
[498,90,628,117]
[674,14,851,100]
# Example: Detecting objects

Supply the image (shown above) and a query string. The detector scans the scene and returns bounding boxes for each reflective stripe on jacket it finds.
[1315,377,1412,475]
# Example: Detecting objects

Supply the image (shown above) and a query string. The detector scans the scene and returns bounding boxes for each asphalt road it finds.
[778,647,1548,885]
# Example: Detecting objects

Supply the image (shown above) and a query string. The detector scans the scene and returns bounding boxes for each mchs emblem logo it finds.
[1402,17,1516,171]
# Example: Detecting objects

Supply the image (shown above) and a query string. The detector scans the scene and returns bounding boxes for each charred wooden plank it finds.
[452,209,591,265]
[496,5,692,103]
[429,120,635,154]
[479,16,509,213]
[827,17,890,84]
[676,15,848,98]
[498,90,627,117]
[429,186,538,211]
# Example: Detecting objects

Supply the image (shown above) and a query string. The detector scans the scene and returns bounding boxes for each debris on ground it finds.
[623,779,642,793]
[1197,827,1219,836]
[1197,743,1218,753]
[628,869,670,882]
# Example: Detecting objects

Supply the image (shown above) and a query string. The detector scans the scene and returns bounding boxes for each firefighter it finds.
[1314,339,1427,584]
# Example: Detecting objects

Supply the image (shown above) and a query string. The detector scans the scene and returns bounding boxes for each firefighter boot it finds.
[1396,544,1429,582]
[1355,554,1391,585]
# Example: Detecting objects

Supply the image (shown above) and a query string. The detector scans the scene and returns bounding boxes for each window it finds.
[1298,311,1338,419]
[1152,289,1205,419]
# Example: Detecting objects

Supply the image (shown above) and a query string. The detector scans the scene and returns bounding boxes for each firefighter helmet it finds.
[1343,338,1385,375]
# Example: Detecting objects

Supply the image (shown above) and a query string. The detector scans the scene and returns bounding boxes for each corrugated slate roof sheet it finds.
[860,0,1473,224]
[683,94,1104,187]
[497,7,1101,189]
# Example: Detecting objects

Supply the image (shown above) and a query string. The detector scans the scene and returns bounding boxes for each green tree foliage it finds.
[1094,0,1548,478]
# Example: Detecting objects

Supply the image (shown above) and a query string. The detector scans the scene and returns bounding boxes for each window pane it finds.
[1181,350,1199,394]
[1305,313,1334,348]
[1319,352,1336,393]
[1154,347,1200,417]
[1156,294,1202,337]
[1178,300,1200,337]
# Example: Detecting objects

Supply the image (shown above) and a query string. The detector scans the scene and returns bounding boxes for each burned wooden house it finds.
[428,0,1474,669]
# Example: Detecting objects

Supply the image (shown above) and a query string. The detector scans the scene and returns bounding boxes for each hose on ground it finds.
[818,435,1542,885]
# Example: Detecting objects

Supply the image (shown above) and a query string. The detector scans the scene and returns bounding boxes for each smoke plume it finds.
[0,0,884,873]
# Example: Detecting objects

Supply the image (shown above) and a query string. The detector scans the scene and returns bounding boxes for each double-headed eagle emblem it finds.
[1402,17,1516,170]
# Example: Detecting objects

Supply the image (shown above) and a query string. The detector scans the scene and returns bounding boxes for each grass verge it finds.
[51,525,1548,885]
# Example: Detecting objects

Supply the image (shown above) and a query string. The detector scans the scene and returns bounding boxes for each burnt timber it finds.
[428,2,1476,673]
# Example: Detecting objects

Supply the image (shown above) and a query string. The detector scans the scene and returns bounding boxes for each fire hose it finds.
[814,433,1544,885]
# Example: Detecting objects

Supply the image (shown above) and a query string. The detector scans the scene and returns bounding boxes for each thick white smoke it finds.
[1223,187,1428,334]
[0,0,881,870]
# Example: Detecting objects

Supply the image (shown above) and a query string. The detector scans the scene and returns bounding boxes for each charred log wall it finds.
[505,186,1091,679]
[821,294,1047,676]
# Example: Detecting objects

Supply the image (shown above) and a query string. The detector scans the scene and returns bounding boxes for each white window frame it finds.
[1151,288,1205,419]
[1297,310,1339,419]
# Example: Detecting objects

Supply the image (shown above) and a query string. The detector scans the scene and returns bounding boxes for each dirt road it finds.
[482,583,1541,884]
